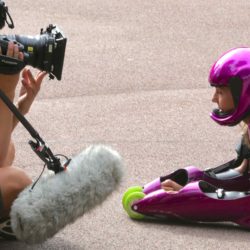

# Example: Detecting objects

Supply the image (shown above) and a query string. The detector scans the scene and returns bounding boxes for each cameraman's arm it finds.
[0,42,22,166]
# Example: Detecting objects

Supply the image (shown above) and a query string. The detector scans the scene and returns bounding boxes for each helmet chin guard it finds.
[209,47,250,126]
[210,109,240,126]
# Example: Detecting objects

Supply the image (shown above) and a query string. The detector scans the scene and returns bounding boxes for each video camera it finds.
[0,1,67,80]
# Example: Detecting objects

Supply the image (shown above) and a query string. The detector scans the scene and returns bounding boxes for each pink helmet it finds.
[209,47,250,126]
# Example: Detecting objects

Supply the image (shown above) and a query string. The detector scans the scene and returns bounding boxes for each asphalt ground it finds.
[1,0,250,249]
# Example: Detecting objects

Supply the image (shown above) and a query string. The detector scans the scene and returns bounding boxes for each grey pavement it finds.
[1,0,250,249]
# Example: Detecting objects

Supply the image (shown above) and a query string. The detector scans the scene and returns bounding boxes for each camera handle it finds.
[0,89,67,173]
[0,37,26,75]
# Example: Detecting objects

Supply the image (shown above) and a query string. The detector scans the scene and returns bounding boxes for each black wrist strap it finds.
[0,55,25,75]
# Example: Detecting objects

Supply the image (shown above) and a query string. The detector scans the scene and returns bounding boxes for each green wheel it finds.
[124,191,145,219]
[122,186,143,210]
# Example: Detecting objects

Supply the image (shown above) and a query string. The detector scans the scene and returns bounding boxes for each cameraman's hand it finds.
[0,42,24,98]
[16,68,47,116]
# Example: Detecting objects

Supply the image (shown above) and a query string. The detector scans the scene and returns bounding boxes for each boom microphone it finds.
[10,144,124,244]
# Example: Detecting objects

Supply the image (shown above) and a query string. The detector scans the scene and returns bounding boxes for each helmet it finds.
[209,47,250,126]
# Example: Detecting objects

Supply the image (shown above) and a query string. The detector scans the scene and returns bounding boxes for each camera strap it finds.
[0,55,25,74]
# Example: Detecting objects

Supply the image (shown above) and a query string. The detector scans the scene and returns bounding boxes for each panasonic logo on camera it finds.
[1,59,18,65]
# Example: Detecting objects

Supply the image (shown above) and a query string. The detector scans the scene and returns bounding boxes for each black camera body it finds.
[0,1,67,80]
[0,24,67,80]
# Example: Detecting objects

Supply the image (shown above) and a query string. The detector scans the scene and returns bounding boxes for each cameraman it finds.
[0,41,46,239]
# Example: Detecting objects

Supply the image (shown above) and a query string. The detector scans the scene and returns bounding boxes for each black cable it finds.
[30,164,46,191]
[30,153,71,190]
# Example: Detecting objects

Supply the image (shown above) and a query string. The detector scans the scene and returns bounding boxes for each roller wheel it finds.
[123,191,145,219]
[122,186,143,209]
